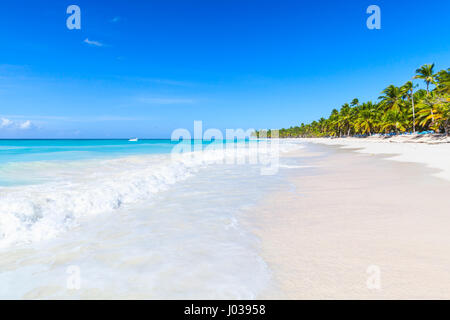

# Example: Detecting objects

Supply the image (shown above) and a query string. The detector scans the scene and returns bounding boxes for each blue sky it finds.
[0,0,449,138]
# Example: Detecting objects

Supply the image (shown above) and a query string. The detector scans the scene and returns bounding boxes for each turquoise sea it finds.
[0,138,304,298]
[0,139,224,164]
[0,139,252,186]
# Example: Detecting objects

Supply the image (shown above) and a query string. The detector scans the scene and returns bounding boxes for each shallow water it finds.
[0,139,306,299]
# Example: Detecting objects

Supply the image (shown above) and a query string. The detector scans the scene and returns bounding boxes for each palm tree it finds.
[414,64,439,124]
[355,102,377,135]
[401,81,418,133]
[414,63,436,95]
[437,94,450,135]
[328,109,340,137]
[436,69,450,94]
[423,94,450,135]
[415,93,439,131]
[379,85,404,112]
[380,110,408,134]
[318,117,327,136]
[339,103,352,136]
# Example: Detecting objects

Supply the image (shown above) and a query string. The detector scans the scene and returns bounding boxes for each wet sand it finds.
[251,143,450,299]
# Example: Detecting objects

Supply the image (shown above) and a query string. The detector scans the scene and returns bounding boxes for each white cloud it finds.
[111,16,121,23]
[1,118,13,128]
[19,120,32,130]
[0,117,33,130]
[83,38,104,47]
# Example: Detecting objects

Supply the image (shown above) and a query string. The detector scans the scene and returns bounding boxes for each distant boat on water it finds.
[128,138,138,142]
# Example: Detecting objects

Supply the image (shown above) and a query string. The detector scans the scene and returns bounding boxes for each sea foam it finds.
[0,141,302,248]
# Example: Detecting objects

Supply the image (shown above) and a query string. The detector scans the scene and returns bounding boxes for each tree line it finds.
[255,64,450,138]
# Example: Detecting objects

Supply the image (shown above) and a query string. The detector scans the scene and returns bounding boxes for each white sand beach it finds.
[306,135,450,181]
[250,138,450,299]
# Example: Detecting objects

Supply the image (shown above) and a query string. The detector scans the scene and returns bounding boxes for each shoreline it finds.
[251,142,450,299]
[292,133,450,144]
[290,136,450,182]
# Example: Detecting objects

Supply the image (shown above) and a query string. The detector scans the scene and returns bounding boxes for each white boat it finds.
[128,138,138,142]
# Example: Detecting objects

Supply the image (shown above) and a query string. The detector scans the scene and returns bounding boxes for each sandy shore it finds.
[251,140,450,299]
[301,136,450,181]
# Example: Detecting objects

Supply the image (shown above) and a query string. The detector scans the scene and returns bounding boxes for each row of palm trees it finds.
[255,64,450,138]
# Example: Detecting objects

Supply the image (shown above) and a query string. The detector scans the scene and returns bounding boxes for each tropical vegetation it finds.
[254,64,450,138]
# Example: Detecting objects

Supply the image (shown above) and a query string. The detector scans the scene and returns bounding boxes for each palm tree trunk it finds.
[431,108,435,127]
[411,89,416,133]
